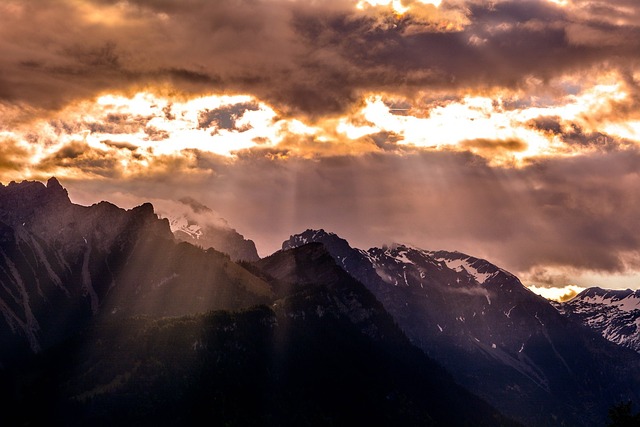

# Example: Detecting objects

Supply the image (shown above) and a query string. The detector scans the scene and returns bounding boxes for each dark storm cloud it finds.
[144,127,171,141]
[37,141,122,177]
[5,0,640,283]
[198,102,260,131]
[527,116,627,150]
[88,113,151,134]
[368,131,404,151]
[101,140,139,151]
[528,115,564,134]
[0,138,30,172]
[2,0,640,119]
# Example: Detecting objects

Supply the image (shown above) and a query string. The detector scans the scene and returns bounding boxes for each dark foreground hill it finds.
[0,244,518,427]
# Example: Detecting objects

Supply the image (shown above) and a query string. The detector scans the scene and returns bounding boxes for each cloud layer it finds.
[2,0,640,290]
[2,0,640,118]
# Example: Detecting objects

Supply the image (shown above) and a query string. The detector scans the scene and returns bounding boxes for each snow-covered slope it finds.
[557,287,640,353]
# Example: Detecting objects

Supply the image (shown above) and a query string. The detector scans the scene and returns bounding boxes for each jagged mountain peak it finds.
[0,177,71,215]
[2,237,519,427]
[131,201,154,213]
[573,286,637,301]
[46,176,65,192]
[284,229,516,288]
[258,242,346,288]
[282,228,345,250]
[0,178,176,247]
[282,229,361,270]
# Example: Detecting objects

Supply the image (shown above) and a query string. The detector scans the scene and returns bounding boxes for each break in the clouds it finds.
[2,0,640,292]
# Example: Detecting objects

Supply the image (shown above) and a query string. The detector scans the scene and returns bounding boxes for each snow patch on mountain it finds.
[434,256,496,284]
[279,229,640,426]
[284,229,339,250]
[155,198,227,238]
[168,216,203,240]
[581,292,640,312]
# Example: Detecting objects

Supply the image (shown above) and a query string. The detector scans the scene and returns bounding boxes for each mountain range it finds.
[283,229,640,426]
[554,287,640,353]
[0,178,639,426]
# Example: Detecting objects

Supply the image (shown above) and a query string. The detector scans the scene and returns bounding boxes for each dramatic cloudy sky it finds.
[2,0,640,299]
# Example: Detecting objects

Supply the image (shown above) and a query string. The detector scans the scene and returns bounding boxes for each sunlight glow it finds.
[75,0,131,26]
[603,121,640,140]
[87,93,285,156]
[358,95,559,164]
[340,78,633,165]
[546,0,569,6]
[527,285,585,302]
[336,118,380,140]
[356,0,442,14]
[357,0,408,14]
[2,69,639,182]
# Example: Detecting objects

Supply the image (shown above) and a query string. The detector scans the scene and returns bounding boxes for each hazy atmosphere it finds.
[2,0,640,299]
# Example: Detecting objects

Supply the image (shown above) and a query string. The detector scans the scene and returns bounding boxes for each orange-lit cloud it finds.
[1,69,640,184]
[527,285,584,302]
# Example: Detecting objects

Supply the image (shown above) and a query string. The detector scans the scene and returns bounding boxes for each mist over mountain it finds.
[156,197,260,262]
[283,229,640,426]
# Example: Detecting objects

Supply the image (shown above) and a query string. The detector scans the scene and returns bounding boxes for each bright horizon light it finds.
[356,0,442,14]
[2,72,639,183]
[527,284,586,302]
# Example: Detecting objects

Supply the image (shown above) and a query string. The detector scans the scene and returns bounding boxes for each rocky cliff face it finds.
[0,178,271,365]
